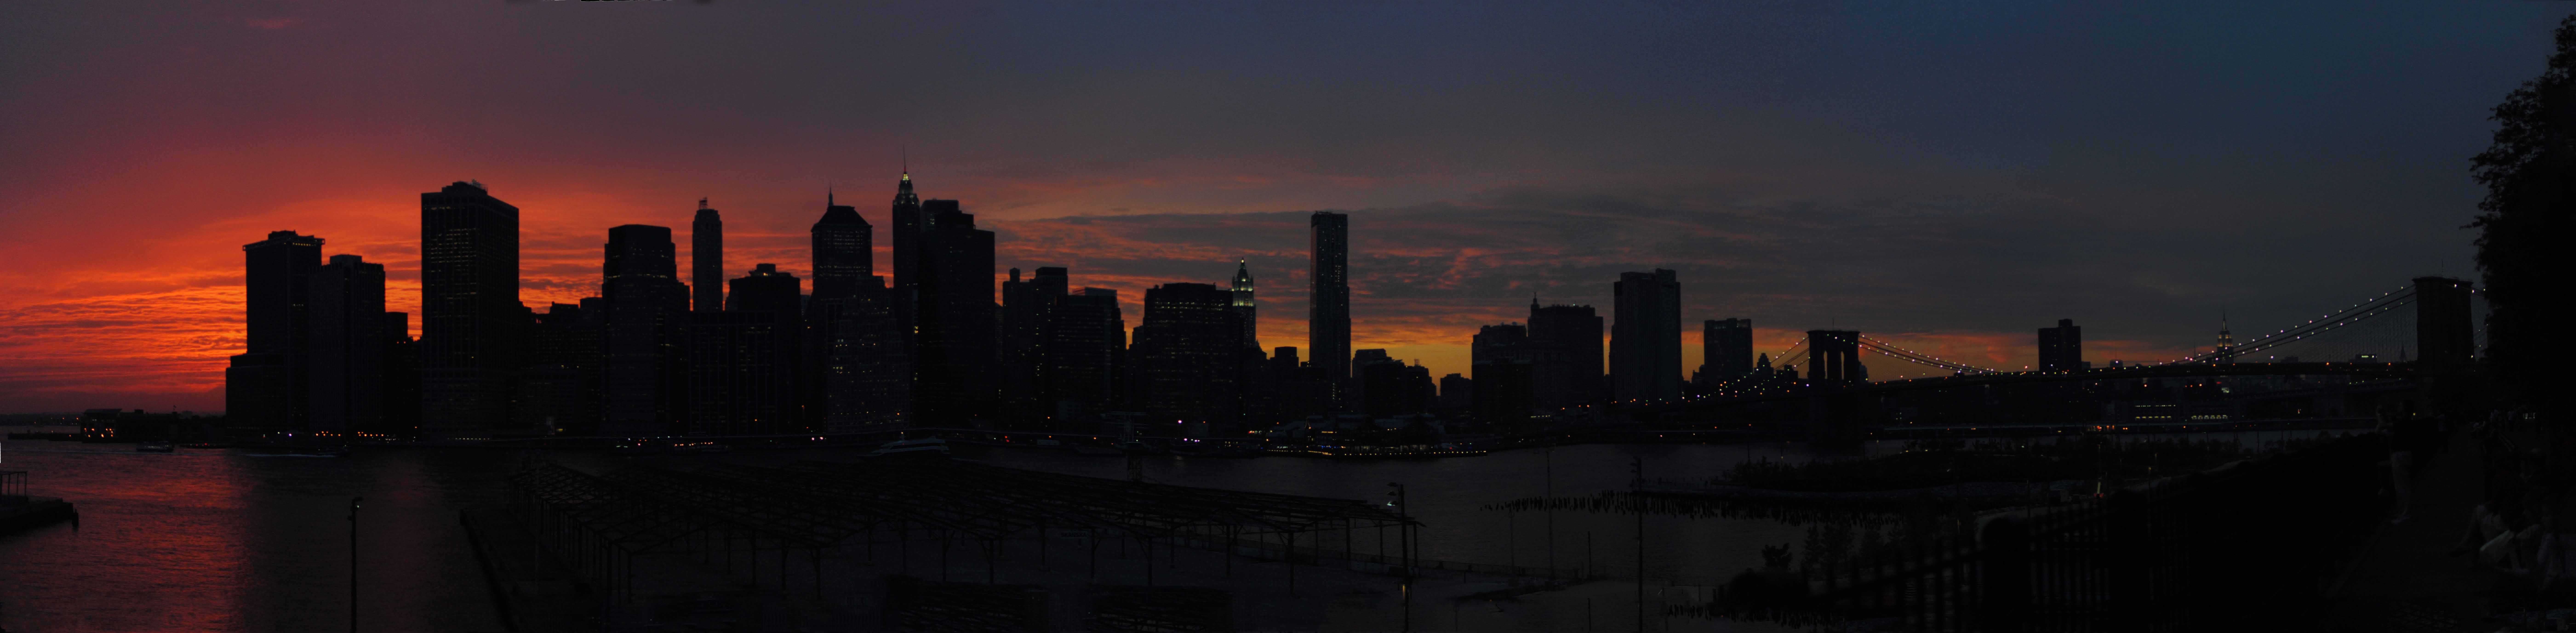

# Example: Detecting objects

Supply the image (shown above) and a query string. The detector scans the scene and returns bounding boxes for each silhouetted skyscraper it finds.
[1003,267,1070,426]
[824,275,906,431]
[2037,319,2083,372]
[381,312,420,437]
[718,263,804,432]
[807,194,877,429]
[1528,300,1603,410]
[237,230,323,430]
[811,194,873,302]
[309,254,386,434]
[1131,283,1241,424]
[420,181,521,440]
[1437,373,1473,410]
[1472,358,1532,426]
[2214,316,2236,365]
[1232,259,1258,351]
[602,224,689,437]
[1610,269,1681,402]
[1472,322,1529,379]
[1047,288,1126,420]
[915,198,999,421]
[692,199,724,312]
[1309,213,1350,390]
[1701,318,1754,383]
[523,302,602,436]
[889,171,923,380]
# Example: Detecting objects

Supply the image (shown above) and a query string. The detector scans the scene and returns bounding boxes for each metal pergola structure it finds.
[505,457,1415,611]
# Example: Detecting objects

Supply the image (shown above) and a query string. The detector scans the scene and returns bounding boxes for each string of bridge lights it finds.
[1856,334,2001,374]
[2153,285,2417,366]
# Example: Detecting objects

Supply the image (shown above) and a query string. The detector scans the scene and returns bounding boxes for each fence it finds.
[1804,432,2389,631]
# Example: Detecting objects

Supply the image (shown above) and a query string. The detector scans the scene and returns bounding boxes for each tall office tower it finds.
[811,194,873,302]
[1232,259,1258,350]
[1130,283,1242,424]
[307,254,386,434]
[1806,330,1864,385]
[805,194,876,428]
[236,230,324,431]
[1002,267,1070,427]
[1698,318,1755,385]
[1472,322,1530,379]
[689,309,785,436]
[915,199,999,422]
[1437,373,1473,410]
[1309,213,1351,391]
[1046,288,1125,420]
[723,263,804,431]
[1355,353,1431,418]
[1528,300,1604,410]
[600,225,690,437]
[2037,319,2083,372]
[1610,269,1682,402]
[692,199,724,312]
[1472,358,1533,426]
[825,276,907,431]
[380,312,420,437]
[420,181,521,440]
[522,302,604,436]
[2213,315,2236,364]
[889,172,923,370]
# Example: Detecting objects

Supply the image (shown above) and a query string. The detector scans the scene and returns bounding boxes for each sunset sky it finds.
[0,1,2555,413]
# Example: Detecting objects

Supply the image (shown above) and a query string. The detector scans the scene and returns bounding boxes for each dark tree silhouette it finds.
[2471,15,2576,411]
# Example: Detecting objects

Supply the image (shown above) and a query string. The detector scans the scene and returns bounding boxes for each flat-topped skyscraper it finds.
[1610,269,1681,402]
[420,181,520,440]
[602,224,688,436]
[309,254,386,434]
[1308,212,1350,391]
[237,230,323,431]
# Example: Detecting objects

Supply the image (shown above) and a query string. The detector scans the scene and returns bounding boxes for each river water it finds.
[0,431,2331,631]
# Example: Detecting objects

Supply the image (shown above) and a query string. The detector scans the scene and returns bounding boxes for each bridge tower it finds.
[1805,330,1863,386]
[2414,277,2476,370]
[2213,316,2235,364]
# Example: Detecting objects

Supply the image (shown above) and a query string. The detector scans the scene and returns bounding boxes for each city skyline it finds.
[3,1,2548,413]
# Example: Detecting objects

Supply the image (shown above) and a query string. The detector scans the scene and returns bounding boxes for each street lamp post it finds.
[348,496,363,633]
[1386,482,1410,633]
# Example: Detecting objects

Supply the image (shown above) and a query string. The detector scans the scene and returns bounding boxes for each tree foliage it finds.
[2470,15,2576,406]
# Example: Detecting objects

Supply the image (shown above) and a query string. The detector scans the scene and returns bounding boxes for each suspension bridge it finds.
[1617,277,2484,428]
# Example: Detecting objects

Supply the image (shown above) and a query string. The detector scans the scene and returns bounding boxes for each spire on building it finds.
[698,197,709,210]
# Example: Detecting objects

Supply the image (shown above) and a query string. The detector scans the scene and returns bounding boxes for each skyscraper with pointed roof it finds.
[1232,259,1257,351]
[692,199,724,312]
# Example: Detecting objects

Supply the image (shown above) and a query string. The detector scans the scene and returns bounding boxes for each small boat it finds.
[135,441,175,453]
[865,438,949,458]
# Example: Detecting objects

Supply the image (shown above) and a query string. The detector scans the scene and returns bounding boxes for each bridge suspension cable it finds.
[1856,334,2001,374]
[2159,284,2418,365]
